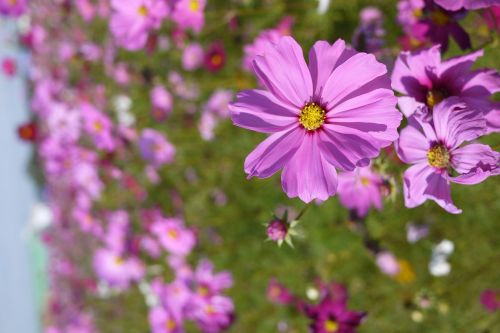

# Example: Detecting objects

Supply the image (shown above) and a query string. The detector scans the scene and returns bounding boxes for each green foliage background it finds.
[77,0,500,332]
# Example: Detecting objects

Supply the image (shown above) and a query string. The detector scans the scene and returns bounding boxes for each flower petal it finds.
[252,36,313,108]
[319,124,381,171]
[451,143,500,175]
[281,135,338,203]
[321,52,388,110]
[397,123,430,164]
[229,89,298,133]
[244,127,304,179]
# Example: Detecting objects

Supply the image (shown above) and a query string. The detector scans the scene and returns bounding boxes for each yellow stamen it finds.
[137,5,148,17]
[360,177,371,186]
[189,0,199,12]
[299,103,326,131]
[427,145,450,168]
[211,54,223,66]
[167,228,179,239]
[115,256,125,265]
[426,89,447,108]
[166,319,176,330]
[324,319,339,332]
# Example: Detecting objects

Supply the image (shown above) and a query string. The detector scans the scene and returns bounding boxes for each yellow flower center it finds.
[430,10,450,26]
[166,319,176,330]
[93,120,103,133]
[427,145,450,168]
[189,0,199,12]
[167,228,179,239]
[198,285,210,297]
[426,89,447,108]
[299,103,326,131]
[115,256,125,265]
[413,8,423,18]
[360,177,371,186]
[324,319,339,332]
[137,5,148,17]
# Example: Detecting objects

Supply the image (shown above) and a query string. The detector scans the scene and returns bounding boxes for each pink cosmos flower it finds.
[267,278,295,305]
[138,128,176,168]
[192,259,233,298]
[435,0,500,10]
[229,36,401,203]
[150,85,173,121]
[397,99,499,213]
[93,248,144,289]
[172,0,206,33]
[81,103,116,151]
[149,306,183,333]
[151,217,196,257]
[0,0,27,17]
[337,166,384,217]
[109,0,168,51]
[182,42,204,71]
[392,46,500,133]
[47,103,81,144]
[189,295,234,333]
[75,0,96,22]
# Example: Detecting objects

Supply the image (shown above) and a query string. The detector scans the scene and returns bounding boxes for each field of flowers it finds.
[1,0,500,332]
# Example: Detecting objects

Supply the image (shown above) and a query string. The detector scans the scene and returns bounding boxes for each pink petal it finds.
[423,172,461,214]
[229,89,298,133]
[321,52,388,111]
[319,124,381,171]
[244,127,304,179]
[403,163,435,209]
[451,143,500,175]
[397,123,430,164]
[281,135,338,203]
[252,36,313,109]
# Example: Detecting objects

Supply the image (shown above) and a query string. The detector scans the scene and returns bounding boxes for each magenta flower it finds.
[480,289,500,312]
[189,295,234,333]
[138,128,176,168]
[0,0,27,17]
[301,282,366,333]
[182,42,204,71]
[172,0,206,33]
[397,0,471,51]
[192,259,233,298]
[2,57,17,77]
[392,46,500,132]
[151,217,196,257]
[229,36,401,203]
[109,0,168,51]
[337,166,384,217]
[397,99,499,213]
[375,251,401,276]
[204,42,226,72]
[435,0,500,10]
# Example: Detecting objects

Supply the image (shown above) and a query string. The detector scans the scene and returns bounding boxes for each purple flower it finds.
[352,7,386,53]
[172,0,206,34]
[192,260,233,298]
[435,0,500,10]
[480,289,500,312]
[182,42,204,71]
[109,0,168,50]
[337,166,384,217]
[0,0,27,17]
[229,36,401,203]
[138,129,176,168]
[392,46,500,133]
[397,0,471,51]
[397,98,499,213]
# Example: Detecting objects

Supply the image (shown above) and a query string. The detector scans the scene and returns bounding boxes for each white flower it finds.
[317,0,331,15]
